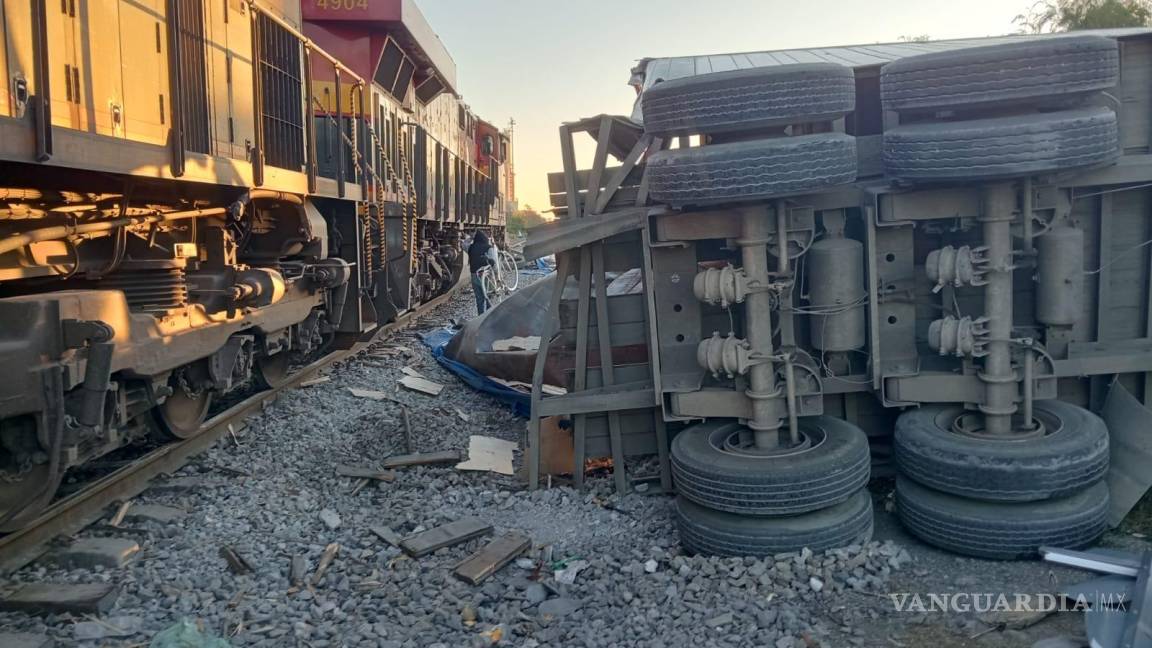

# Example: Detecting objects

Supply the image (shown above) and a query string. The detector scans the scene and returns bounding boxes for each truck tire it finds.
[883,107,1118,183]
[648,134,856,207]
[881,35,1118,112]
[641,64,856,137]
[894,401,1109,502]
[896,477,1107,560]
[671,417,870,516]
[677,490,874,557]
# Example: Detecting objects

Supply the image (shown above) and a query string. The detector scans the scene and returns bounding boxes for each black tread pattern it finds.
[896,478,1108,560]
[881,35,1118,111]
[642,64,855,136]
[895,402,1109,502]
[883,107,1118,182]
[648,134,856,207]
[677,492,874,557]
[671,418,870,516]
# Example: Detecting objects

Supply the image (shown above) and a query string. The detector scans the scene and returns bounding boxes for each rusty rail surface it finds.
[0,277,465,573]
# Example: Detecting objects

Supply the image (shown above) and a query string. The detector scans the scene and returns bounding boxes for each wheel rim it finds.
[500,251,519,290]
[708,421,825,458]
[254,353,291,390]
[0,416,62,532]
[936,406,1058,441]
[153,386,212,440]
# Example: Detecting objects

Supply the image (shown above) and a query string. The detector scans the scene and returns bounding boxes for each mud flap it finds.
[1102,380,1152,527]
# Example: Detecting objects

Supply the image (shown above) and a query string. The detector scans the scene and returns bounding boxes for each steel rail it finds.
[0,275,465,573]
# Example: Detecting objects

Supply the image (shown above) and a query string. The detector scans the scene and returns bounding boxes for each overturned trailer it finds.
[522,29,1152,559]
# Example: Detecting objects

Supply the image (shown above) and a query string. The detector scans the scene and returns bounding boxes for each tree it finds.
[1016,0,1152,33]
[506,206,546,236]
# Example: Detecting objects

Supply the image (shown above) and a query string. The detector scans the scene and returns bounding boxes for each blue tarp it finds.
[419,326,531,417]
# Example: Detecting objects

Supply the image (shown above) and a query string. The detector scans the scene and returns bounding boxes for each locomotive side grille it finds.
[257,14,305,172]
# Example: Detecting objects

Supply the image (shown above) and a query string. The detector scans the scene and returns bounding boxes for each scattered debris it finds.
[219,546,254,575]
[488,376,565,396]
[41,537,140,569]
[492,336,541,352]
[318,508,342,530]
[108,500,133,527]
[554,559,590,585]
[400,518,493,558]
[400,365,426,378]
[382,449,462,469]
[334,465,396,482]
[149,619,231,648]
[461,605,477,626]
[289,554,307,587]
[299,376,331,388]
[0,583,120,616]
[453,407,470,422]
[401,406,414,453]
[644,559,658,573]
[310,543,340,586]
[369,526,402,547]
[809,576,825,592]
[454,531,532,585]
[455,435,517,475]
[399,374,445,396]
[348,387,399,402]
[74,615,142,641]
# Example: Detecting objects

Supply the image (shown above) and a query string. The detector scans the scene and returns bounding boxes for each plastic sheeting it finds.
[420,326,531,417]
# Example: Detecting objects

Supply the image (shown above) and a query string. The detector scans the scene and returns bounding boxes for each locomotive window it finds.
[375,39,405,96]
[392,59,415,102]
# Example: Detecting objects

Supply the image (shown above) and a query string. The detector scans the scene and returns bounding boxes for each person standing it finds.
[467,230,497,314]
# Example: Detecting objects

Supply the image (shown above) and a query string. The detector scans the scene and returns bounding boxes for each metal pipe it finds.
[0,207,227,256]
[783,354,800,446]
[78,341,115,429]
[979,182,1019,435]
[775,200,799,444]
[740,207,782,448]
[1021,177,1034,256]
[1022,344,1035,431]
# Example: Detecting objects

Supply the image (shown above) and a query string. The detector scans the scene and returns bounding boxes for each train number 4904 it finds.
[314,0,369,10]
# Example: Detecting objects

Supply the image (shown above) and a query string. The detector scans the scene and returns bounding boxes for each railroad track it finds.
[0,278,465,574]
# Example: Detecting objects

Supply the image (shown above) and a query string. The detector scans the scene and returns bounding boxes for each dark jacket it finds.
[468,231,496,274]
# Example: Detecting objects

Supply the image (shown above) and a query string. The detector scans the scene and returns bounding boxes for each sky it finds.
[418,0,1026,215]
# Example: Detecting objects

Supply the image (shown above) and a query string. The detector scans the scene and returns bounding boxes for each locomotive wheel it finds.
[641,63,856,137]
[253,353,292,391]
[882,107,1119,183]
[647,133,856,207]
[896,477,1107,560]
[880,35,1118,113]
[676,490,873,557]
[152,386,213,441]
[893,401,1109,502]
[671,417,870,516]
[0,416,62,532]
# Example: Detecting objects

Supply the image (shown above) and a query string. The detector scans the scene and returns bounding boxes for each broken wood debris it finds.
[334,465,396,482]
[382,450,461,469]
[0,583,120,616]
[399,374,444,396]
[488,376,566,396]
[401,406,414,454]
[369,526,402,547]
[453,532,531,585]
[348,388,399,402]
[311,543,340,586]
[455,435,516,476]
[299,376,330,388]
[219,546,254,575]
[108,500,132,527]
[400,366,426,379]
[400,518,493,558]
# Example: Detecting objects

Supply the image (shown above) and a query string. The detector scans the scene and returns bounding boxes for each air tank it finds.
[1035,224,1084,326]
[808,232,866,351]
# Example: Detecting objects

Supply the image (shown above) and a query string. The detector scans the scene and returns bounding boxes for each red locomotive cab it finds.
[475,119,502,170]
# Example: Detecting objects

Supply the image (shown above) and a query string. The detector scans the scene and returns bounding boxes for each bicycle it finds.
[478,248,520,306]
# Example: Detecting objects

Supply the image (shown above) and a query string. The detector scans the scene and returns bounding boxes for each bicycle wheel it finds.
[481,269,500,305]
[499,250,519,291]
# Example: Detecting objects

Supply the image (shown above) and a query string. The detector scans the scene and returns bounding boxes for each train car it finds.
[0,0,508,529]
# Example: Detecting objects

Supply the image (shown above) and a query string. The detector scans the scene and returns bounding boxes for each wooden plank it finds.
[528,252,572,490]
[595,135,652,213]
[0,583,119,616]
[573,246,593,491]
[335,465,397,482]
[381,450,461,469]
[547,165,644,193]
[369,526,402,547]
[453,532,532,585]
[641,221,671,491]
[398,375,444,396]
[523,207,650,261]
[583,115,615,218]
[593,243,628,494]
[537,381,656,416]
[400,518,493,558]
[559,124,580,219]
[550,186,640,209]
